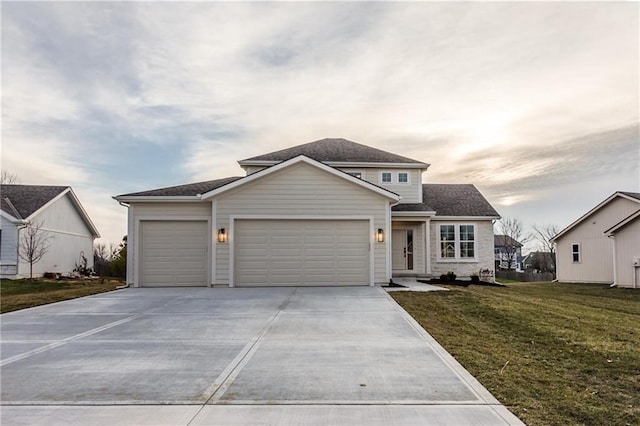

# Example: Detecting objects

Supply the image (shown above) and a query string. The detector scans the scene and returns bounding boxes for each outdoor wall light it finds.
[376,228,385,243]
[217,228,227,243]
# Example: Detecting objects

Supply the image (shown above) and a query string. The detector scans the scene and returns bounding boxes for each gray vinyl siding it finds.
[129,202,212,287]
[0,217,18,278]
[429,220,494,278]
[214,162,389,285]
[612,218,640,288]
[556,197,640,283]
[339,168,422,204]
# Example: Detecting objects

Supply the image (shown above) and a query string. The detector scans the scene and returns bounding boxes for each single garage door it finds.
[234,219,370,287]
[140,220,208,287]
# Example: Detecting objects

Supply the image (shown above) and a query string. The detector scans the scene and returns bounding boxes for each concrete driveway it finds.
[1,286,523,425]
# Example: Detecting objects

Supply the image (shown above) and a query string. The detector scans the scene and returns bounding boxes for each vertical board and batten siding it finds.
[129,202,212,287]
[0,217,19,277]
[16,193,95,277]
[556,197,640,283]
[612,218,640,288]
[215,162,389,285]
[429,220,495,278]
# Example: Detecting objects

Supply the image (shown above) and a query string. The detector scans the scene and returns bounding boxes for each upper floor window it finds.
[381,172,392,183]
[438,224,477,260]
[398,172,409,183]
[572,243,580,263]
[347,171,362,179]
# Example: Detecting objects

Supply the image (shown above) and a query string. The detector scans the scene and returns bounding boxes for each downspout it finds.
[607,235,617,288]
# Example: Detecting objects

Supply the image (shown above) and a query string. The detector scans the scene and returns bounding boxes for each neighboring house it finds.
[494,235,523,271]
[522,251,555,273]
[114,138,500,288]
[551,191,640,287]
[0,185,100,279]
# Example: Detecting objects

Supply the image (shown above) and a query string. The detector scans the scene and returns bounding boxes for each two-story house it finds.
[494,235,524,271]
[114,138,499,287]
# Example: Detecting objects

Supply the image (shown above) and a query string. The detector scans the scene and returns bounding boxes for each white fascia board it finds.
[113,196,202,202]
[238,159,430,170]
[65,188,101,238]
[0,209,23,223]
[551,192,640,242]
[392,211,436,217]
[431,216,500,221]
[202,155,401,201]
[604,209,640,235]
[26,187,71,222]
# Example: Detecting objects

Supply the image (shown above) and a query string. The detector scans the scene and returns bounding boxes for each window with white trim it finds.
[438,224,477,260]
[381,172,392,183]
[571,243,580,263]
[398,172,409,183]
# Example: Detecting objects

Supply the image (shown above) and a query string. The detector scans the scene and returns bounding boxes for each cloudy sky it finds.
[2,2,638,251]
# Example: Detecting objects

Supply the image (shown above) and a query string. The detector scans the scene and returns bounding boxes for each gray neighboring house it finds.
[114,138,500,288]
[552,191,640,288]
[494,235,523,271]
[0,185,100,279]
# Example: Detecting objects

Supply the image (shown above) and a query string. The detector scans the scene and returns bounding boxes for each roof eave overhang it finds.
[392,211,437,217]
[0,209,24,223]
[238,160,430,170]
[432,215,501,221]
[204,155,401,202]
[113,196,202,203]
[604,209,640,236]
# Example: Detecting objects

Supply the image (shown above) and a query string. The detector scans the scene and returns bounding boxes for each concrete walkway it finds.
[386,277,449,292]
[1,287,523,425]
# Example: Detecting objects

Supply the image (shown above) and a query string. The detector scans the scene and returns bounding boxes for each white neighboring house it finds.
[114,138,500,288]
[0,185,100,279]
[551,191,640,287]
[494,235,524,271]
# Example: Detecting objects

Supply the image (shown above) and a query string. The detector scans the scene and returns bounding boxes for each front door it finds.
[392,229,414,271]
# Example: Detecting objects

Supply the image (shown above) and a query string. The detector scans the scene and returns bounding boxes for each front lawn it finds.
[391,282,640,426]
[1,278,123,313]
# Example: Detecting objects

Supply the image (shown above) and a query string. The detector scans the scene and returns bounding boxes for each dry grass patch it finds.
[391,282,640,426]
[1,278,123,313]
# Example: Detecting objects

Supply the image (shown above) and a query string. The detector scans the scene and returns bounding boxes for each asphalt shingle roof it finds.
[1,185,68,220]
[118,177,243,197]
[241,138,428,165]
[620,191,640,201]
[392,184,499,217]
[494,235,523,247]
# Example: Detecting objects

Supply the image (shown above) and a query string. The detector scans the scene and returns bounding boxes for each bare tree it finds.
[18,221,52,280]
[496,217,530,270]
[532,224,559,274]
[1,171,20,184]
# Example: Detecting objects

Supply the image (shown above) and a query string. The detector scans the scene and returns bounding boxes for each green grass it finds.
[391,282,640,426]
[1,278,123,313]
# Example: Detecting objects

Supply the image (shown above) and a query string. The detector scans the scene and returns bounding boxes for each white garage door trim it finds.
[229,215,375,287]
[134,216,211,287]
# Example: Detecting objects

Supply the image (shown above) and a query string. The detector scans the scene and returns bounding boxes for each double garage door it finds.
[139,219,370,287]
[234,219,370,287]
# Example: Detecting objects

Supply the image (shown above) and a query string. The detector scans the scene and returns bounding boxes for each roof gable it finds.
[202,155,401,201]
[552,191,640,241]
[604,209,640,235]
[0,184,100,238]
[1,185,68,219]
[392,184,500,217]
[239,138,428,167]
